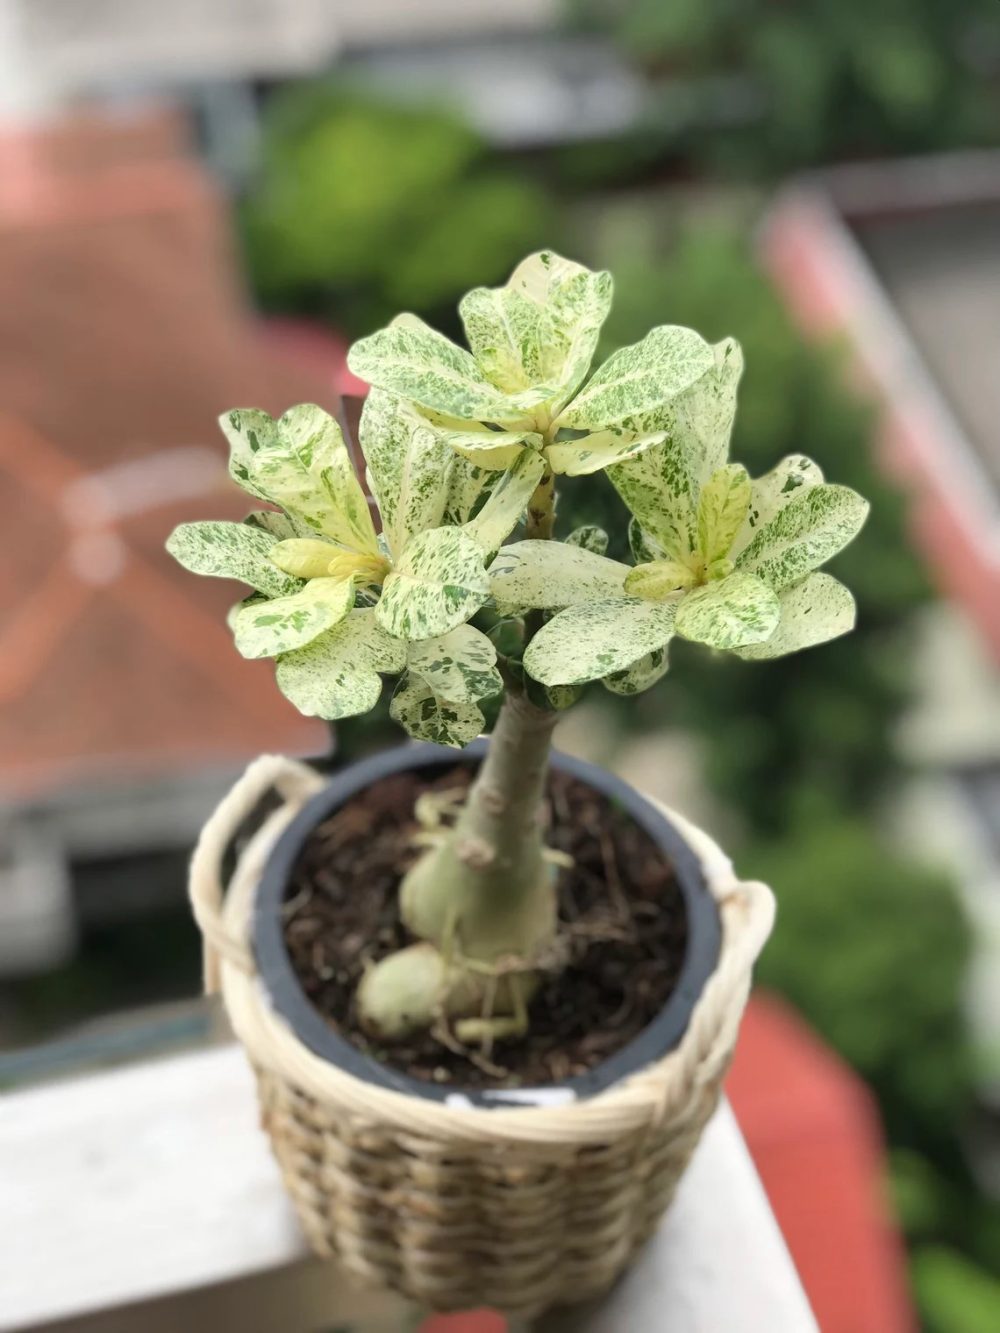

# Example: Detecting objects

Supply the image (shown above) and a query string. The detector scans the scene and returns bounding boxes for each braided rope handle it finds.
[189,754,324,993]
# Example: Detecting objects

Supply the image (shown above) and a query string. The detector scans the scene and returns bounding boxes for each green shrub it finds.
[912,1247,1000,1333]
[566,0,995,170]
[748,821,973,1161]
[242,86,550,335]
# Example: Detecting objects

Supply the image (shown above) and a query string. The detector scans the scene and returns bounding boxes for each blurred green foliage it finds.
[562,223,929,833]
[241,86,550,336]
[912,1247,1000,1333]
[567,0,998,171]
[748,821,974,1162]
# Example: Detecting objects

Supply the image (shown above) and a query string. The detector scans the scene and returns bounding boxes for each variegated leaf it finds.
[735,484,869,591]
[665,337,743,483]
[625,559,697,599]
[439,425,539,472]
[268,537,338,579]
[609,449,698,563]
[358,390,452,561]
[731,454,825,557]
[674,572,780,650]
[523,597,678,686]
[275,609,406,719]
[488,541,630,614]
[601,644,671,696]
[697,464,751,564]
[628,517,664,565]
[231,576,356,659]
[735,573,856,661]
[606,339,743,561]
[546,427,667,476]
[566,524,609,555]
[556,325,716,434]
[375,527,490,641]
[443,454,493,527]
[466,449,546,555]
[390,674,484,748]
[166,521,300,598]
[219,408,279,502]
[460,251,612,405]
[407,625,502,705]
[348,314,541,426]
[239,405,379,555]
[243,509,309,540]
[541,682,586,714]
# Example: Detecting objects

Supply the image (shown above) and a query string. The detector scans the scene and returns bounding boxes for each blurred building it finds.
[761,153,1000,1104]
[0,107,329,976]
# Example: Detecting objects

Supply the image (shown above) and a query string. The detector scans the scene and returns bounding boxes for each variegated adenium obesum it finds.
[167,402,537,744]
[348,250,736,478]
[523,436,868,688]
[168,250,870,749]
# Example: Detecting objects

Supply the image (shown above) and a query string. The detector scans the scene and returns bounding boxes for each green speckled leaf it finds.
[697,464,751,564]
[219,408,278,501]
[407,625,502,704]
[488,541,630,614]
[443,455,493,527]
[438,425,539,472]
[628,517,664,565]
[460,251,612,406]
[736,484,869,591]
[233,405,378,555]
[358,390,453,560]
[601,644,670,696]
[375,527,490,641]
[557,325,716,433]
[566,524,609,555]
[674,572,780,649]
[546,427,667,476]
[523,597,678,686]
[231,576,355,659]
[466,449,545,555]
[243,509,309,540]
[625,559,697,599]
[275,609,406,719]
[390,674,484,748]
[732,454,825,557]
[348,314,541,426]
[735,573,856,661]
[607,339,743,561]
[166,521,300,598]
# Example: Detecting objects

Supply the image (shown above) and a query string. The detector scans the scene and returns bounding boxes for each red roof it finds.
[0,107,331,798]
[728,994,916,1333]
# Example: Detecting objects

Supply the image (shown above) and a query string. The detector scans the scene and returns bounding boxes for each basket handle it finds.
[189,755,324,993]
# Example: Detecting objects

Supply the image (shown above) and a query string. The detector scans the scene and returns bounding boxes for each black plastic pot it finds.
[253,740,721,1110]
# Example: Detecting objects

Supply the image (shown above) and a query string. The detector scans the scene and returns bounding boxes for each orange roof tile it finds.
[0,109,333,798]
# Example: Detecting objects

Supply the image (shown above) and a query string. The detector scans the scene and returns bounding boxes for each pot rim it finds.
[253,740,721,1110]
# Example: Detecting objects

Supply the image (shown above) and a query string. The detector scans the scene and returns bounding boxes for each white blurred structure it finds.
[0,0,557,117]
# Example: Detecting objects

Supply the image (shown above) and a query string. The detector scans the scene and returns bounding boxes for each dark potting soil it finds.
[281,766,688,1090]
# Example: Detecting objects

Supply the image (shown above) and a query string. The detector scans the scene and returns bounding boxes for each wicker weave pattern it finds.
[255,1065,722,1316]
[190,756,773,1320]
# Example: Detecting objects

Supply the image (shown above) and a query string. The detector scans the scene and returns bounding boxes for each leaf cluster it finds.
[169,250,870,745]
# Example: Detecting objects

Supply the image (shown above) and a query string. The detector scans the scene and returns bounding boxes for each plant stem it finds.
[525,468,556,541]
[399,688,559,963]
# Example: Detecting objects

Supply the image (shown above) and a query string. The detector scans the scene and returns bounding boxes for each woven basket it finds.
[191,755,774,1321]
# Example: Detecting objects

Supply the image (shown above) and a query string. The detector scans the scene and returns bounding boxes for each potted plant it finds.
[170,251,868,1320]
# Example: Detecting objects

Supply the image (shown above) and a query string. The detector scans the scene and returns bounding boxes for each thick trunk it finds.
[400,690,559,961]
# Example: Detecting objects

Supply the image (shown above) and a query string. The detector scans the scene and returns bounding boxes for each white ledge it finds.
[0,1043,817,1332]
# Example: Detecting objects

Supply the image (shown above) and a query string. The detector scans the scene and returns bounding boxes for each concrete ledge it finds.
[0,1043,816,1331]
